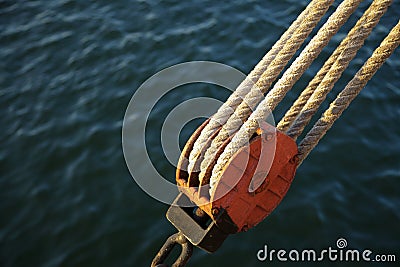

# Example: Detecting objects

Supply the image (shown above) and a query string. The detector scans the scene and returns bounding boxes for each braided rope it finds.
[208,0,363,192]
[297,20,400,163]
[198,0,334,177]
[186,0,320,173]
[286,0,393,140]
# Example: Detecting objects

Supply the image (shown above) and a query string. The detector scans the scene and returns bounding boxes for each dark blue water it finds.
[1,0,399,266]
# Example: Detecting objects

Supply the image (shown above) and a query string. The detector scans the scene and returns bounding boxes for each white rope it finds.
[186,0,321,173]
[298,20,400,163]
[276,0,379,132]
[286,0,393,140]
[208,0,363,193]
[198,0,335,179]
[178,0,398,201]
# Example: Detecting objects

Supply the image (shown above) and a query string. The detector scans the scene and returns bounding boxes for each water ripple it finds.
[1,0,399,266]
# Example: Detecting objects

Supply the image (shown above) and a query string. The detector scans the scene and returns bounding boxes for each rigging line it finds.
[297,20,400,163]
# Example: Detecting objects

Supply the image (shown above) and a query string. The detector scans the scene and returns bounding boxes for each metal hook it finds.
[151,232,193,267]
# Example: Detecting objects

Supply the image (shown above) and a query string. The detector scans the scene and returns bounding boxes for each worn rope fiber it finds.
[188,0,330,173]
[286,0,393,140]
[277,0,378,132]
[208,0,364,192]
[297,20,400,163]
[186,0,317,173]
[198,0,335,177]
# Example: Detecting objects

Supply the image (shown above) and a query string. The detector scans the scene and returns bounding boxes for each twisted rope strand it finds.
[277,0,379,132]
[208,0,363,193]
[286,0,392,140]
[297,20,400,163]
[199,0,334,177]
[186,0,317,172]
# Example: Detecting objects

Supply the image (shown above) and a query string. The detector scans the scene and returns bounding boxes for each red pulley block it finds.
[167,119,298,252]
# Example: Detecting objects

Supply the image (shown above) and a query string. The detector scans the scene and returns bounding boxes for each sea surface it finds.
[1,0,399,266]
